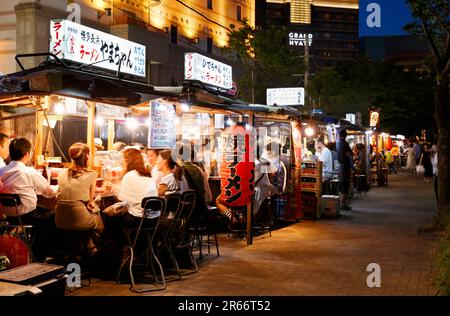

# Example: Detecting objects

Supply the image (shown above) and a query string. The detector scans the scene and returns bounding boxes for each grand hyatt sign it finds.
[288,32,313,47]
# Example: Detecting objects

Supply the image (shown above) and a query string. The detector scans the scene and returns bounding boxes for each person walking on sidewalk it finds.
[337,129,352,210]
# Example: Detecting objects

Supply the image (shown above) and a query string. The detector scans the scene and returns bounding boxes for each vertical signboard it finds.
[148,100,176,149]
[218,124,255,207]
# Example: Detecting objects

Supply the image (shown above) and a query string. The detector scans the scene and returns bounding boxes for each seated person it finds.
[146,148,164,185]
[0,137,56,260]
[316,137,333,180]
[263,142,286,195]
[108,148,157,226]
[55,143,104,253]
[156,150,188,196]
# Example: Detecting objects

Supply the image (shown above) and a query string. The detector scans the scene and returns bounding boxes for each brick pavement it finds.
[71,173,439,296]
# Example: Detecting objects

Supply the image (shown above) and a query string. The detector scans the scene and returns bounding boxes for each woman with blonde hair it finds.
[55,143,103,253]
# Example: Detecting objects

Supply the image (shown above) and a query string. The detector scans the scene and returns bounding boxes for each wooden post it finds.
[107,119,115,151]
[34,97,44,167]
[87,101,96,169]
[246,113,254,245]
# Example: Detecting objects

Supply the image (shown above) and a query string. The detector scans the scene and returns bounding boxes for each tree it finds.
[307,57,435,137]
[226,20,304,104]
[405,0,450,228]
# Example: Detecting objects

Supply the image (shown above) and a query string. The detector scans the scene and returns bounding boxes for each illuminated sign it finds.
[50,19,146,77]
[267,87,305,106]
[184,52,233,89]
[288,32,313,47]
[369,109,380,128]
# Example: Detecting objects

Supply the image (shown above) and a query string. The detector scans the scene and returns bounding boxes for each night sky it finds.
[359,0,415,37]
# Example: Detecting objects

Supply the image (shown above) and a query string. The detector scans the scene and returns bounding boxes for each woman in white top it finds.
[156,150,186,196]
[405,143,416,171]
[111,148,157,225]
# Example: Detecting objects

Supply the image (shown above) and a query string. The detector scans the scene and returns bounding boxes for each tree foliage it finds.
[226,20,304,104]
[308,57,436,137]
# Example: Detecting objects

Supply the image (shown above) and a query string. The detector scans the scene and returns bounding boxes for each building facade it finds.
[255,0,359,72]
[0,0,255,84]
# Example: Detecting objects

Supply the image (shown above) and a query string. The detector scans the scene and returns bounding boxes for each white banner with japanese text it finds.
[50,19,146,77]
[184,52,232,89]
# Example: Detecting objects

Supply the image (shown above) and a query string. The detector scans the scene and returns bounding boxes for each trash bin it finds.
[0,263,66,296]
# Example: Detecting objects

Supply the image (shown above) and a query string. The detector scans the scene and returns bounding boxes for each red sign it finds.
[219,125,255,206]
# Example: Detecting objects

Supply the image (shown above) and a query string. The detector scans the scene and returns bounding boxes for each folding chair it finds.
[116,197,166,293]
[0,194,34,260]
[170,190,198,276]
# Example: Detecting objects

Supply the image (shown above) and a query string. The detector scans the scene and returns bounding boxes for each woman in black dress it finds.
[422,143,433,182]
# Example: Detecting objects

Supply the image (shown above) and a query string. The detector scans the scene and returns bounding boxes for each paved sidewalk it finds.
[72,173,439,296]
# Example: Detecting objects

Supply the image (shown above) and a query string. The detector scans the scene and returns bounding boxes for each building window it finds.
[207,37,213,54]
[237,5,242,21]
[171,25,178,44]
[207,0,213,10]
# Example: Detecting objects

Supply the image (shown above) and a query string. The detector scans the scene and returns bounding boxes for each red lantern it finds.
[385,136,393,150]
[219,124,255,207]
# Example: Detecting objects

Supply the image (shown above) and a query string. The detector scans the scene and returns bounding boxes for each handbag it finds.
[102,201,129,217]
[416,153,425,175]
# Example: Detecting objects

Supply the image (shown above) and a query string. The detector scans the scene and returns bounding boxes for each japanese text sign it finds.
[184,52,232,89]
[50,19,146,77]
[267,87,305,106]
[219,125,255,207]
[148,100,176,149]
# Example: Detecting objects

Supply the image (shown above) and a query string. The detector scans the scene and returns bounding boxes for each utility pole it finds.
[304,39,310,109]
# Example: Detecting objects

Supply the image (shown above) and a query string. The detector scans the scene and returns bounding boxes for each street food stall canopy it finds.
[0,59,178,108]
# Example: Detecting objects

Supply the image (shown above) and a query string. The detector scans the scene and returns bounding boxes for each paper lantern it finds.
[219,124,255,207]
[385,136,393,150]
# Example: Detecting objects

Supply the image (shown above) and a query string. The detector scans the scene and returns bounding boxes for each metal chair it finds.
[188,205,220,262]
[0,194,34,259]
[157,193,183,281]
[170,190,198,276]
[116,196,166,293]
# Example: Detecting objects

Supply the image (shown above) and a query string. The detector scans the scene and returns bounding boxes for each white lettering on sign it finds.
[184,52,232,89]
[366,3,381,28]
[50,19,146,77]
[288,33,313,47]
[267,87,305,106]
[148,100,177,149]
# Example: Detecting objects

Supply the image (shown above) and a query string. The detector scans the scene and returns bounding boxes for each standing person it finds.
[316,137,333,180]
[413,139,421,165]
[422,143,433,183]
[0,133,10,168]
[336,130,352,210]
[432,144,438,202]
[55,143,104,254]
[405,143,416,171]
[326,142,338,172]
[0,138,57,261]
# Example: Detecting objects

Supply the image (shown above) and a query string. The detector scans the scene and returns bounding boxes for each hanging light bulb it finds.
[95,117,105,127]
[126,117,137,129]
[305,127,315,137]
[226,118,234,127]
[54,102,65,115]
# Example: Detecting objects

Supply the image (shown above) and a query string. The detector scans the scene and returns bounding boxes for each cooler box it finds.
[321,195,340,218]
[0,263,66,296]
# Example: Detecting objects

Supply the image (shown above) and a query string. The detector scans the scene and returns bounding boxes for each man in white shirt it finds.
[0,132,10,168]
[317,137,333,180]
[0,137,56,221]
[0,138,57,261]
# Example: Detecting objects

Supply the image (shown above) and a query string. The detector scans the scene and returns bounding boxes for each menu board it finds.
[148,100,176,149]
